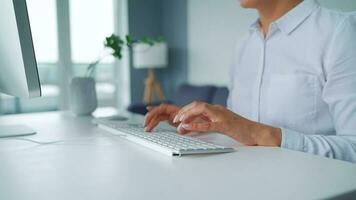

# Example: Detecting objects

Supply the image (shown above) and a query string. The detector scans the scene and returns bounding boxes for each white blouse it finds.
[228,0,356,162]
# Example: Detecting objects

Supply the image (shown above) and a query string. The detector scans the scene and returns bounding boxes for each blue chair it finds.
[127,84,229,115]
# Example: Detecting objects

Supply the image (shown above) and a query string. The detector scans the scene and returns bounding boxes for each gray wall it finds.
[187,0,356,86]
[319,0,356,11]
[128,0,188,103]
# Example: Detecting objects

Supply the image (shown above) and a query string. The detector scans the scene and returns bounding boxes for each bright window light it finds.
[26,0,58,63]
[70,0,114,64]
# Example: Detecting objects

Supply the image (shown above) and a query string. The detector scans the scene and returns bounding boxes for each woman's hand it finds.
[144,104,180,132]
[173,101,282,146]
[144,103,208,134]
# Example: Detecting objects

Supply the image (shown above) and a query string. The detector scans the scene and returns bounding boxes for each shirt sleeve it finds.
[281,14,356,163]
[281,129,356,162]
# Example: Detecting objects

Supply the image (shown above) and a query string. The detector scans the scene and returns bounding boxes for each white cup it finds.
[69,77,97,116]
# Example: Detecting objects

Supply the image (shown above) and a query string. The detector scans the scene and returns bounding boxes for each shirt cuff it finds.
[281,128,305,152]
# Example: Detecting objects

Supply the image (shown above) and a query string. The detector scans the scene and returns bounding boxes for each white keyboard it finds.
[97,121,234,156]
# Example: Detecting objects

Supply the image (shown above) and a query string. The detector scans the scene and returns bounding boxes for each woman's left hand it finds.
[173,101,282,146]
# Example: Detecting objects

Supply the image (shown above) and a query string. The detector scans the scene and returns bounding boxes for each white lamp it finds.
[133,42,168,104]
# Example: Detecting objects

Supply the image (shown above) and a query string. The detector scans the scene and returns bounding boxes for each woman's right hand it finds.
[144,104,180,132]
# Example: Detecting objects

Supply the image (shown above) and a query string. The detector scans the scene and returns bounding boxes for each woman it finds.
[144,0,356,162]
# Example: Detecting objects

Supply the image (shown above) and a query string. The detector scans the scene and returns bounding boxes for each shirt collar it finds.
[249,19,260,32]
[249,0,319,35]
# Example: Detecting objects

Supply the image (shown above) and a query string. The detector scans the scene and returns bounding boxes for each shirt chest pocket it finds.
[264,74,317,132]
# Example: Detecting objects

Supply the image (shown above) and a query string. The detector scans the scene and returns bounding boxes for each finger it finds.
[175,115,210,133]
[183,114,211,124]
[144,113,152,127]
[144,105,167,127]
[145,104,179,127]
[173,101,203,123]
[180,103,214,123]
[177,123,192,134]
[181,122,218,133]
[145,117,159,132]
[145,115,159,132]
[144,113,158,128]
[145,114,170,132]
[145,115,160,132]
[164,104,181,113]
[146,106,155,111]
[172,102,196,123]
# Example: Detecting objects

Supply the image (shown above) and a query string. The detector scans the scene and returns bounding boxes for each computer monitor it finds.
[0,0,42,138]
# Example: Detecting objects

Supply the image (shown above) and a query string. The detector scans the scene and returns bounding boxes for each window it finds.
[27,0,58,64]
[70,0,116,107]
[0,0,124,114]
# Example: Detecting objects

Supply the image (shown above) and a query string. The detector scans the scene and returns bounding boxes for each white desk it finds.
[1,111,356,200]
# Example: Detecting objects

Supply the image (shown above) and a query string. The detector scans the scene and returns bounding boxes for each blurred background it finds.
[1,0,355,115]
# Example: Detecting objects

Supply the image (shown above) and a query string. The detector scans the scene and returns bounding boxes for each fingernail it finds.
[179,114,185,122]
[173,115,179,123]
[182,123,191,129]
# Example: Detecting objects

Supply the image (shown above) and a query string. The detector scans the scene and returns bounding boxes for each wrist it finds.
[251,124,282,147]
[223,115,282,147]
[225,118,262,146]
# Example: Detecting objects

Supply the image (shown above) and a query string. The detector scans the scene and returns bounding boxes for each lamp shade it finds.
[133,42,168,69]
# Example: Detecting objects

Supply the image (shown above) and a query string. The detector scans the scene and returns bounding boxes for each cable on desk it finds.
[0,134,127,146]
[1,138,67,145]
[1,137,82,145]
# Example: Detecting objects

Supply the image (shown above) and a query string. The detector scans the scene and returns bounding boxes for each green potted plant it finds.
[69,34,164,116]
[86,34,164,76]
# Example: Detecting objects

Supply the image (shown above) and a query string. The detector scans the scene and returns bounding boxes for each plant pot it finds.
[69,77,97,116]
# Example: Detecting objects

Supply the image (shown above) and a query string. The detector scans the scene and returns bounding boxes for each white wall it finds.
[187,0,257,86]
[187,0,356,86]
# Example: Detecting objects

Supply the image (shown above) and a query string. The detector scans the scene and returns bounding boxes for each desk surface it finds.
[0,111,356,200]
